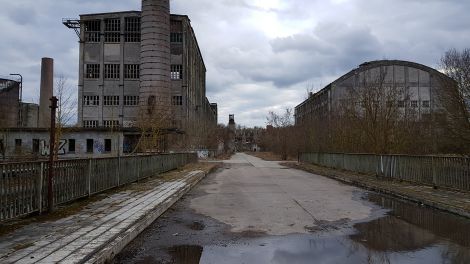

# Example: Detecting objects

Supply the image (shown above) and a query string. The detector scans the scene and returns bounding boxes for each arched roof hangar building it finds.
[295,60,454,125]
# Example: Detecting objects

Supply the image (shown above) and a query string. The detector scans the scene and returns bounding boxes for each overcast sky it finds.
[1,0,469,127]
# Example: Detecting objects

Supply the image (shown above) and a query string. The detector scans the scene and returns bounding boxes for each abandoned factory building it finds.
[295,60,453,125]
[65,0,217,141]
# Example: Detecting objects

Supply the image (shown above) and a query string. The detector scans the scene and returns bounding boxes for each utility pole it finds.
[48,96,58,212]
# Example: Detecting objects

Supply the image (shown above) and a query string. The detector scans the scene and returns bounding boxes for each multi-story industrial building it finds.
[295,60,453,125]
[68,1,217,138]
[0,77,41,128]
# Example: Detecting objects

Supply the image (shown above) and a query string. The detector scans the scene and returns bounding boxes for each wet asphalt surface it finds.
[114,156,470,264]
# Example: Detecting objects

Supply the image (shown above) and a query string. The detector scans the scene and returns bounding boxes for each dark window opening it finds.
[105,139,112,152]
[125,17,140,42]
[86,139,94,153]
[172,96,183,106]
[84,20,101,42]
[170,33,183,43]
[86,64,100,79]
[171,65,183,80]
[32,139,40,153]
[124,64,140,79]
[105,18,121,43]
[104,64,120,79]
[69,139,76,153]
[15,139,22,147]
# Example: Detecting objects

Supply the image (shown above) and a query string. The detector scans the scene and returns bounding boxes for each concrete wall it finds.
[20,103,39,128]
[0,129,124,160]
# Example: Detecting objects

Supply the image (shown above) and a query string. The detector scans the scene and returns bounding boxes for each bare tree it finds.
[264,108,299,160]
[341,67,418,153]
[436,48,470,153]
[55,75,77,127]
[53,75,77,159]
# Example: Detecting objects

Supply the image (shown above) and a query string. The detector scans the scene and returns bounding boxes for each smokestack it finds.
[140,0,171,122]
[39,57,53,128]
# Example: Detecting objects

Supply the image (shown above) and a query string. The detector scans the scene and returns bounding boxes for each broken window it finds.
[104,139,112,152]
[68,139,76,153]
[84,20,101,42]
[170,33,183,43]
[105,18,121,43]
[103,96,120,106]
[124,96,139,106]
[171,65,183,80]
[83,96,100,106]
[125,17,140,42]
[124,64,139,79]
[172,96,183,106]
[85,64,100,79]
[422,100,430,108]
[103,120,120,128]
[32,139,40,153]
[411,100,418,108]
[86,139,94,153]
[15,139,22,148]
[83,120,98,128]
[104,64,120,79]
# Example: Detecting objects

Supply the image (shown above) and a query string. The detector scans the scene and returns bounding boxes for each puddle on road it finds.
[168,245,203,264]
[168,193,470,264]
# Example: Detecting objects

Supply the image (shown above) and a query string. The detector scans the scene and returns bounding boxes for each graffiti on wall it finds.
[94,140,105,154]
[40,139,67,156]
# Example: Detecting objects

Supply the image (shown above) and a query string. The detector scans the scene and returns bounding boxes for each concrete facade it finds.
[0,78,20,128]
[77,10,217,132]
[0,77,40,129]
[0,128,125,160]
[295,60,453,125]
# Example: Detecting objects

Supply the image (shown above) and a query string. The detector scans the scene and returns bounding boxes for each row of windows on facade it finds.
[84,18,184,43]
[85,64,183,80]
[14,138,113,153]
[83,96,183,107]
[84,96,139,106]
[350,100,431,109]
[83,120,119,128]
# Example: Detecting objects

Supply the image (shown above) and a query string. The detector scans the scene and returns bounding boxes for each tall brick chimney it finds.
[139,0,171,123]
[39,57,53,128]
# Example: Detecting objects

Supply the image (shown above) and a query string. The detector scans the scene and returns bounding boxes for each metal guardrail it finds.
[0,153,197,221]
[299,153,470,192]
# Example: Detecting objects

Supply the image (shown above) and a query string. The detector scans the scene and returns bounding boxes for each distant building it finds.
[0,77,39,128]
[0,128,127,161]
[295,60,453,125]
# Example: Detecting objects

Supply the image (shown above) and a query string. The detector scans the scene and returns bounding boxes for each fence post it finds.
[117,156,121,187]
[88,159,92,197]
[137,158,141,182]
[432,156,437,189]
[38,162,44,214]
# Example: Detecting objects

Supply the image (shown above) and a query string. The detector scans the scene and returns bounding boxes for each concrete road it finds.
[114,153,470,264]
[190,153,371,235]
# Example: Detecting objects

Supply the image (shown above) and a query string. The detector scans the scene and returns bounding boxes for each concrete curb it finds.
[295,164,470,219]
[84,170,208,264]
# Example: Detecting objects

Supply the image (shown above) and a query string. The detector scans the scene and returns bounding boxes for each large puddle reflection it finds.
[170,193,470,264]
